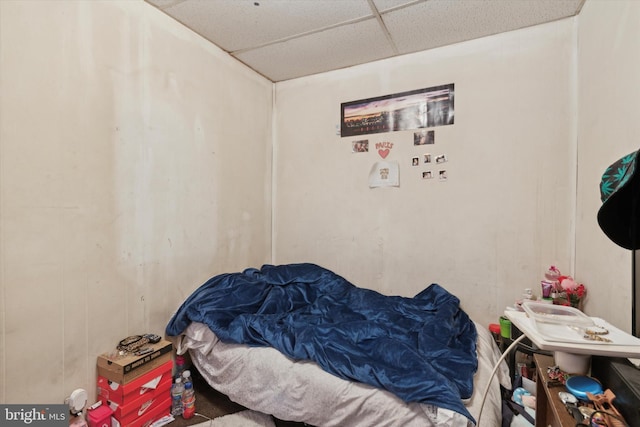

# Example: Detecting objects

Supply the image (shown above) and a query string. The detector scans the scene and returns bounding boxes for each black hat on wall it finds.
[597,148,640,250]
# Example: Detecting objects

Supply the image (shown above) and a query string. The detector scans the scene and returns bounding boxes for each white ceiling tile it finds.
[235,17,396,81]
[372,0,424,13]
[156,0,374,52]
[146,0,186,8]
[383,0,584,55]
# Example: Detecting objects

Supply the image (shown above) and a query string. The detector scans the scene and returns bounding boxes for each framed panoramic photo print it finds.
[340,83,454,138]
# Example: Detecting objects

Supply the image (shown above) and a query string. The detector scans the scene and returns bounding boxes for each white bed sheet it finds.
[174,321,510,427]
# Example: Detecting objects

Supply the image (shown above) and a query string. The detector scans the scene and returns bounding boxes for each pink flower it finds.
[545,266,587,309]
[560,277,578,291]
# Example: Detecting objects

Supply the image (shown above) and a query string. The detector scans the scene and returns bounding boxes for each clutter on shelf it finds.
[543,265,588,311]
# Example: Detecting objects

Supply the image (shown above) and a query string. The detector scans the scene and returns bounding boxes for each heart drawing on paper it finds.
[378,149,390,159]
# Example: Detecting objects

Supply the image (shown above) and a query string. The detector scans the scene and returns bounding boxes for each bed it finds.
[166,263,510,427]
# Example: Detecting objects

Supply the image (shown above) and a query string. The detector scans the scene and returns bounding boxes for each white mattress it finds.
[174,321,510,427]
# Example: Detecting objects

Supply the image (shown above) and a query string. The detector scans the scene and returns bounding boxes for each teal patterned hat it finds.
[597,149,640,250]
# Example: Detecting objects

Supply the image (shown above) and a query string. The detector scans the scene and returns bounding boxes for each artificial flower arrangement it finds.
[545,265,587,310]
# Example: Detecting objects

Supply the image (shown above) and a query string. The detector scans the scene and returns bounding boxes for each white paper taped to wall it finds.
[369,161,399,188]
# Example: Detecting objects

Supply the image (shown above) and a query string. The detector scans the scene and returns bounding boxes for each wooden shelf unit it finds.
[534,354,577,427]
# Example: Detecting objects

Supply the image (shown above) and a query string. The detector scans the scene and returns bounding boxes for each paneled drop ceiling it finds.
[145,0,585,82]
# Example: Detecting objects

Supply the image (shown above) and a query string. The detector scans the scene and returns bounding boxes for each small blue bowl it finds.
[565,375,603,400]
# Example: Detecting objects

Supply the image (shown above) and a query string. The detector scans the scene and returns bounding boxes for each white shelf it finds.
[504,309,640,358]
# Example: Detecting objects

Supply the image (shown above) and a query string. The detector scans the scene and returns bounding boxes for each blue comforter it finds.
[166,263,478,422]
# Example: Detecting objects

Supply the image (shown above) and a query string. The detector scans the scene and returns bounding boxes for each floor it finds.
[168,369,308,427]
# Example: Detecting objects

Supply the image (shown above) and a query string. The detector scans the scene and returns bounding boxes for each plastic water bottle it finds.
[182,381,196,419]
[170,378,184,417]
[182,370,192,388]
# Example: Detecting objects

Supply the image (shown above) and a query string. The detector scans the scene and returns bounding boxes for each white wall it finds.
[575,0,640,332]
[273,19,577,328]
[0,0,273,403]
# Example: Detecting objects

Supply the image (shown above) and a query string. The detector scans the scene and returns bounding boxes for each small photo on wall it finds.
[424,153,432,163]
[435,154,448,164]
[413,130,434,146]
[412,157,420,166]
[439,170,448,181]
[352,140,369,153]
[369,161,400,188]
[422,171,433,179]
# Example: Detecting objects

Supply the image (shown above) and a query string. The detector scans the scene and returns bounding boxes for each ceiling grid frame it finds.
[145,0,585,82]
